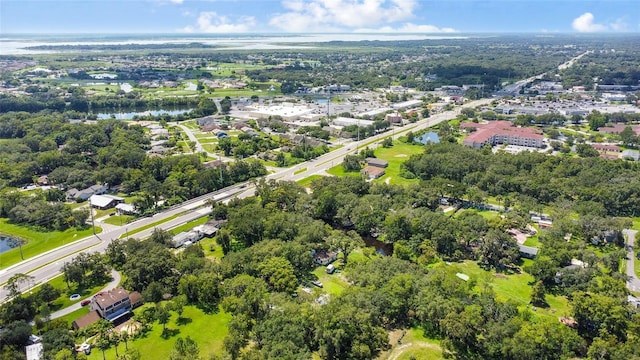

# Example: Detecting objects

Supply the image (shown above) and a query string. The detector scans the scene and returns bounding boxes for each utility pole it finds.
[90,203,96,236]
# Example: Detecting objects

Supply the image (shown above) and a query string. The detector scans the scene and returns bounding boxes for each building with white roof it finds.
[89,194,125,210]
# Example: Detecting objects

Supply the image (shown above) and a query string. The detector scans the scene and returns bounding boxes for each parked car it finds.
[80,299,91,306]
[311,280,323,288]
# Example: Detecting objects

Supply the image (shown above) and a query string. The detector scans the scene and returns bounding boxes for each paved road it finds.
[624,229,640,293]
[49,269,121,320]
[0,51,589,302]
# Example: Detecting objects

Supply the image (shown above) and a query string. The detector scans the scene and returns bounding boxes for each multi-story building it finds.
[90,287,132,322]
[462,121,544,149]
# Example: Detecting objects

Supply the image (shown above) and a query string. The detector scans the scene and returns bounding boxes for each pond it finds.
[0,236,20,254]
[95,108,193,120]
[362,235,393,256]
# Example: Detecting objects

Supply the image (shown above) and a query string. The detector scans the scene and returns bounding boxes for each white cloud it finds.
[572,12,607,32]
[610,18,628,31]
[184,12,255,33]
[170,0,184,4]
[354,23,456,33]
[270,0,421,32]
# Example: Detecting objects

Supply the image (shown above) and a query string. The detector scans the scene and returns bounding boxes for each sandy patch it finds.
[394,154,408,158]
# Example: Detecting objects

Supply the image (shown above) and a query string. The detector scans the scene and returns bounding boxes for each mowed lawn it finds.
[88,305,231,360]
[373,141,425,185]
[447,260,570,322]
[386,327,444,360]
[0,218,101,270]
[325,141,425,185]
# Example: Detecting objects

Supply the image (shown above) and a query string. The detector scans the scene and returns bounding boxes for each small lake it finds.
[362,235,393,256]
[0,236,20,254]
[95,109,193,120]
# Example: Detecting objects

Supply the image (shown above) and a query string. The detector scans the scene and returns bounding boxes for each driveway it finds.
[624,229,640,293]
[50,269,122,320]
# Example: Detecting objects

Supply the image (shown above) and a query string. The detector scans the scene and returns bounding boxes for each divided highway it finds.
[0,51,590,301]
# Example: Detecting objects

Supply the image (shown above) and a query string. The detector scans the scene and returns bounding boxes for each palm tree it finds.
[111,332,121,357]
[121,331,130,351]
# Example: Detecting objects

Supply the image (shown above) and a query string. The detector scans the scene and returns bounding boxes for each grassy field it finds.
[200,237,224,260]
[45,274,115,311]
[0,219,102,270]
[373,142,424,185]
[448,260,570,322]
[168,217,209,235]
[121,213,185,238]
[311,267,350,297]
[102,215,135,226]
[523,224,542,248]
[326,164,361,178]
[384,327,444,360]
[87,305,231,360]
[297,174,326,188]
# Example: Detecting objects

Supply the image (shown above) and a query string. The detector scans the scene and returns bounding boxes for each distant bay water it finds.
[0,33,469,55]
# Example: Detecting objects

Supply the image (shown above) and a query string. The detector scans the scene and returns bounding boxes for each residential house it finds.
[518,244,539,259]
[66,184,107,202]
[25,343,43,360]
[71,310,101,330]
[312,249,338,266]
[90,287,133,322]
[361,166,386,179]
[89,194,124,210]
[365,157,388,168]
[628,295,640,309]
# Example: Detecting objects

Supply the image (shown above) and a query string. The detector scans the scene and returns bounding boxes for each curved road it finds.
[0,52,590,302]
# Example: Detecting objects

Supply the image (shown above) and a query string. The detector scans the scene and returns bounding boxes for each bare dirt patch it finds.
[394,154,408,158]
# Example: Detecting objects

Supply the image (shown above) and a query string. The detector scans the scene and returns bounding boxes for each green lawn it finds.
[200,237,224,260]
[311,267,350,298]
[326,164,361,178]
[87,305,231,360]
[297,175,326,188]
[0,219,102,270]
[373,141,424,185]
[391,327,444,360]
[448,260,570,322]
[122,213,185,238]
[41,272,117,312]
[102,215,134,226]
[294,168,307,175]
[58,306,91,326]
[169,217,209,235]
[523,225,542,248]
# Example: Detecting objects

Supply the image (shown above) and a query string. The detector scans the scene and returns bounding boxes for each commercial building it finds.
[245,104,322,121]
[332,117,373,127]
[462,121,544,149]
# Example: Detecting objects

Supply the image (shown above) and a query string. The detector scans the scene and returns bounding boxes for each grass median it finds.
[121,212,185,239]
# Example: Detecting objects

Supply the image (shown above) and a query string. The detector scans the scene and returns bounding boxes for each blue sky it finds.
[1,0,638,34]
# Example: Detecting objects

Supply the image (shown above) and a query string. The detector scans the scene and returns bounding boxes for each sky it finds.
[1,0,639,34]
